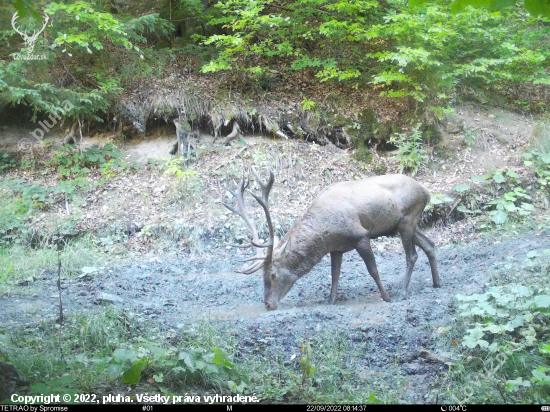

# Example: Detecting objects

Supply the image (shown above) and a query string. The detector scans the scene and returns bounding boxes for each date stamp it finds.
[306,406,367,412]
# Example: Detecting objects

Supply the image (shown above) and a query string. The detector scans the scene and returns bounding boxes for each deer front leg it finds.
[329,251,343,304]
[356,239,391,302]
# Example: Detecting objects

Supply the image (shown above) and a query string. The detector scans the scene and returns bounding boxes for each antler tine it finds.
[250,168,275,261]
[222,174,268,274]
[222,176,260,246]
[228,242,254,249]
[240,256,267,262]
[251,168,274,204]
[237,260,265,275]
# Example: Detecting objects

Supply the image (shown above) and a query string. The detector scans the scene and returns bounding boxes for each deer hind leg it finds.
[398,226,418,301]
[329,251,343,304]
[413,228,441,288]
[356,238,391,302]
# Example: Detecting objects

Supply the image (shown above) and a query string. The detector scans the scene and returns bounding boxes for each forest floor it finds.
[1,103,549,403]
[1,226,549,402]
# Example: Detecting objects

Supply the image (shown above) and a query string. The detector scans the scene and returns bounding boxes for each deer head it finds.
[222,169,296,310]
[12,11,49,54]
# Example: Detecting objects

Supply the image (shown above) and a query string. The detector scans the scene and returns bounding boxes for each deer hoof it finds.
[433,281,442,288]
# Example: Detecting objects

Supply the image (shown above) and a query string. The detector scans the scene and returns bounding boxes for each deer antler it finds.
[222,169,276,274]
[250,168,275,261]
[222,176,266,274]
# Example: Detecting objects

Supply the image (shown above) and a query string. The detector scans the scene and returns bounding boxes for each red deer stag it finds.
[222,170,441,310]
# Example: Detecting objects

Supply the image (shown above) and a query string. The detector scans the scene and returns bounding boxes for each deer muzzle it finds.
[264,299,278,311]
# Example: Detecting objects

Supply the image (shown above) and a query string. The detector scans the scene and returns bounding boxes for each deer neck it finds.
[277,215,328,277]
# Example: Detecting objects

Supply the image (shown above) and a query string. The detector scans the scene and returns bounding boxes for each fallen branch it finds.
[263,116,288,139]
[218,121,241,145]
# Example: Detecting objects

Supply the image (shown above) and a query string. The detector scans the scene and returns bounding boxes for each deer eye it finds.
[271,273,276,280]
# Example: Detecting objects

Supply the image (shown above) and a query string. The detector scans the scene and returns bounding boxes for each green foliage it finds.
[0,179,53,245]
[430,193,453,205]
[298,341,316,390]
[0,151,17,173]
[390,124,428,175]
[109,340,243,387]
[0,1,172,121]
[470,168,535,224]
[449,250,550,403]
[122,14,174,45]
[10,0,41,21]
[202,0,550,109]
[456,282,550,351]
[46,2,135,53]
[0,144,132,246]
[462,126,478,148]
[368,3,550,107]
[202,0,383,82]
[410,0,550,18]
[301,97,317,111]
[161,158,197,180]
[523,151,550,193]
[27,376,78,402]
[47,143,135,180]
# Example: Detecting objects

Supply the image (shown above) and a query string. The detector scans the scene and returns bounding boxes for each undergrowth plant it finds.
[445,250,550,403]
[470,169,535,225]
[523,151,550,194]
[47,143,136,180]
[390,124,428,176]
[109,339,244,390]
[0,151,17,173]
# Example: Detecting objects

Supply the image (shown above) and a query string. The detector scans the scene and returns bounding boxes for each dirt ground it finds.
[1,103,549,402]
[1,228,549,402]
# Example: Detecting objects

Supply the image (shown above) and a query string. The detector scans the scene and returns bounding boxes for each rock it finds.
[402,362,421,375]
[94,292,124,305]
[418,350,457,364]
[445,121,463,134]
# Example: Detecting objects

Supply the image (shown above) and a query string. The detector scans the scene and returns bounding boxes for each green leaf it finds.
[492,173,506,184]
[485,324,504,334]
[122,359,147,385]
[179,352,195,372]
[527,250,539,259]
[525,0,550,17]
[204,364,219,374]
[506,377,531,392]
[531,367,550,385]
[113,349,138,364]
[471,175,487,183]
[143,343,167,358]
[534,295,550,308]
[509,315,525,328]
[489,210,507,224]
[453,184,471,192]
